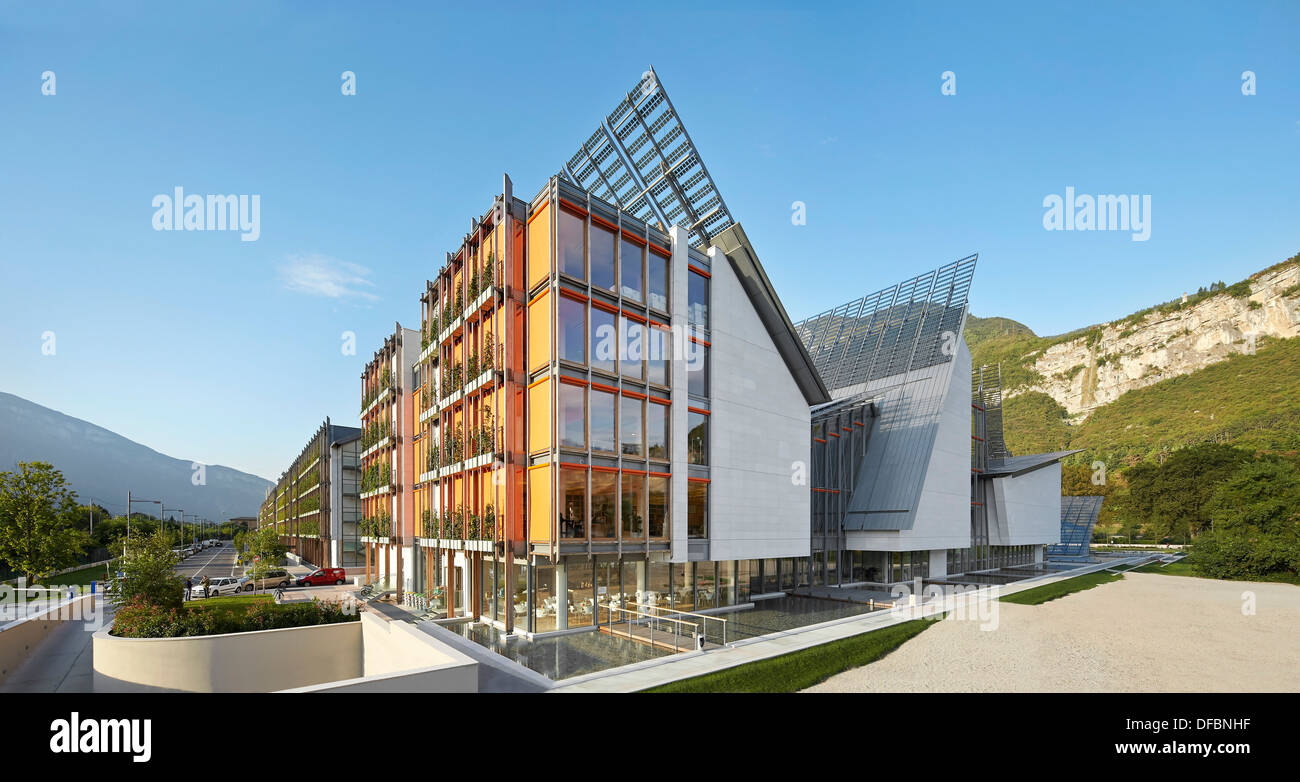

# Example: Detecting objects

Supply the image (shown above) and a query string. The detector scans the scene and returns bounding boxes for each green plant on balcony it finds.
[467,350,479,380]
[454,288,463,315]
[381,367,392,389]
[445,506,463,539]
[477,424,493,456]
[483,253,494,288]
[426,442,439,472]
[421,508,440,539]
[466,511,480,540]
[482,504,496,540]
[469,268,480,301]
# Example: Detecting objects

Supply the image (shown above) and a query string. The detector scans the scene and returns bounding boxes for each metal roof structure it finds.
[985,450,1082,477]
[1048,495,1104,559]
[560,67,735,248]
[793,255,977,395]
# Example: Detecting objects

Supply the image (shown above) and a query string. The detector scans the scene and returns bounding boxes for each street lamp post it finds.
[125,492,162,556]
[162,505,183,548]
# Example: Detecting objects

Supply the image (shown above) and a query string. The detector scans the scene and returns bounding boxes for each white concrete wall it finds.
[702,244,811,561]
[0,594,97,685]
[669,226,691,561]
[93,620,362,693]
[847,341,973,552]
[988,463,1062,546]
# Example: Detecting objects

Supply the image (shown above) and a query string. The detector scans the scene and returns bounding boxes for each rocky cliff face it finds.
[1011,263,1300,419]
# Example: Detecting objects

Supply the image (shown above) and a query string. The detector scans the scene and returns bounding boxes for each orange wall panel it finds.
[527,290,551,373]
[527,203,551,290]
[528,465,552,544]
[528,376,551,454]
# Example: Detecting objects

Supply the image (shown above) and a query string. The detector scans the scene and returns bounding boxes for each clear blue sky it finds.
[2,1,1297,480]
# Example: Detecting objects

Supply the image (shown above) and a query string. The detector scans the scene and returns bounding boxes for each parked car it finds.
[296,568,347,587]
[241,568,292,591]
[195,576,243,598]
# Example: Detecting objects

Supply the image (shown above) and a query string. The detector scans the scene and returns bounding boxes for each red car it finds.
[296,568,348,587]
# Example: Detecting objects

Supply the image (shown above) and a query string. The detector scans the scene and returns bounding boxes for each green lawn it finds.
[999,571,1124,605]
[641,619,936,694]
[1132,559,1300,586]
[33,561,117,588]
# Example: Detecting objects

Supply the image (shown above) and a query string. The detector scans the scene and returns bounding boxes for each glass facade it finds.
[591,223,616,292]
[620,237,643,302]
[688,411,708,465]
[688,480,708,539]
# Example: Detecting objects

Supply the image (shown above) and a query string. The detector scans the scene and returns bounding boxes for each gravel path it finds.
[804,572,1300,692]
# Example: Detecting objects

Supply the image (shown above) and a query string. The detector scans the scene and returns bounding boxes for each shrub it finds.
[111,597,358,638]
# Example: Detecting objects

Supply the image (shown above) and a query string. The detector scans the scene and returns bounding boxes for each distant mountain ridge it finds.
[0,392,272,521]
[966,250,1300,463]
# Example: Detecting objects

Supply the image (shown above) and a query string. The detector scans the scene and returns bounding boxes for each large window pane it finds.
[558,382,585,449]
[695,560,716,610]
[559,209,585,279]
[621,473,645,539]
[591,224,616,293]
[560,468,586,539]
[620,238,643,302]
[590,388,615,453]
[688,269,709,328]
[647,252,668,311]
[590,471,616,539]
[565,557,594,628]
[590,308,616,374]
[688,411,708,465]
[647,402,668,459]
[620,395,642,456]
[621,316,643,380]
[687,343,708,397]
[558,295,585,363]
[648,475,668,537]
[688,481,708,539]
[646,325,668,386]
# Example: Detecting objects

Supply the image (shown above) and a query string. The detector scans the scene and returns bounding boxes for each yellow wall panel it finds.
[528,376,551,454]
[527,203,551,290]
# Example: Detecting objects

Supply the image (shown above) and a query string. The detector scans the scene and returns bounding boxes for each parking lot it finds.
[176,543,349,602]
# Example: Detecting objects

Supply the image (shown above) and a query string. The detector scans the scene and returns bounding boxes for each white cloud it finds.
[278,254,379,301]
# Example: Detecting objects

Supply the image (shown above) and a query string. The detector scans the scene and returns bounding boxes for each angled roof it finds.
[559,68,735,249]
[985,449,1082,478]
[794,255,977,394]
[710,223,830,406]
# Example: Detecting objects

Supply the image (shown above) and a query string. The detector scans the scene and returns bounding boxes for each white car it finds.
[194,576,245,598]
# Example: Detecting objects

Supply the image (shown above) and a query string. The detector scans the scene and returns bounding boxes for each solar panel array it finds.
[1048,495,1104,559]
[794,255,977,393]
[560,69,735,248]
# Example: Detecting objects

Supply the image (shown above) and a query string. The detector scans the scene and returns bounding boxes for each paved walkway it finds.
[550,558,1138,692]
[0,596,111,693]
[805,571,1300,692]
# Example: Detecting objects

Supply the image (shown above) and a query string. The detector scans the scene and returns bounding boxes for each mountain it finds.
[967,251,1300,464]
[0,392,272,521]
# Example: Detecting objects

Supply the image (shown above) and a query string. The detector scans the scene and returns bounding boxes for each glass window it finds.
[688,481,708,538]
[648,475,668,537]
[565,557,594,628]
[558,382,585,449]
[621,316,643,380]
[590,471,616,538]
[647,252,668,311]
[646,325,668,387]
[559,209,585,279]
[695,560,716,610]
[647,402,668,459]
[558,295,585,364]
[688,269,709,328]
[717,561,735,608]
[620,238,643,302]
[620,396,642,457]
[590,389,615,453]
[560,468,586,539]
[687,343,708,397]
[590,307,616,374]
[688,411,708,465]
[621,472,644,539]
[591,224,616,293]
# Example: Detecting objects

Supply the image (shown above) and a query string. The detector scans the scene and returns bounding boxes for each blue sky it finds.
[1,1,1297,481]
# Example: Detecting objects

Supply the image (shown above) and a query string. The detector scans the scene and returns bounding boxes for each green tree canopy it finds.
[116,529,183,610]
[0,461,90,583]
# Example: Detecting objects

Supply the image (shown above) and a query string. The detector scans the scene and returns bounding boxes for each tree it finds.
[1192,459,1300,580]
[245,525,287,592]
[1123,444,1249,541]
[115,529,183,609]
[0,462,90,583]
